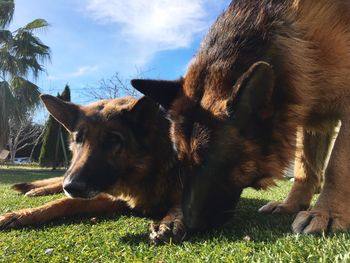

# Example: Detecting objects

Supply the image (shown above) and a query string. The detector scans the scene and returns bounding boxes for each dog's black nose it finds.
[63,181,88,198]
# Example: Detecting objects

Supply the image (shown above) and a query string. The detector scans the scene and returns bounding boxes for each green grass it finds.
[0,166,349,262]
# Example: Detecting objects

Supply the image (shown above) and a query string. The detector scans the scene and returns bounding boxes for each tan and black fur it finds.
[132,0,350,234]
[12,176,63,197]
[0,96,185,244]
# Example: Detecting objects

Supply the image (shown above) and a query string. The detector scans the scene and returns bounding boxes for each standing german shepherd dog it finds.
[0,95,186,244]
[132,0,350,234]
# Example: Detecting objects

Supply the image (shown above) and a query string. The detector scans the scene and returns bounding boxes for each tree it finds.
[0,0,50,150]
[82,72,140,101]
[38,105,59,167]
[7,115,43,163]
[39,85,71,168]
[55,85,71,164]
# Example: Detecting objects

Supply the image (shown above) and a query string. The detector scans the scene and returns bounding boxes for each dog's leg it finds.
[149,205,186,244]
[259,124,338,214]
[12,176,64,196]
[0,194,128,229]
[24,182,63,197]
[293,118,350,234]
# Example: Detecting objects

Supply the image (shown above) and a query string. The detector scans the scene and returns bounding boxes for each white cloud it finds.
[68,65,100,77]
[85,0,222,65]
[45,65,100,81]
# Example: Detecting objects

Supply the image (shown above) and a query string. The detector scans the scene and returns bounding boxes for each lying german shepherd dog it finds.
[0,95,186,244]
[132,0,350,234]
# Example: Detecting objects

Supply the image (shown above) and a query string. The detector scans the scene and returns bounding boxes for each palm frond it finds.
[0,0,14,29]
[13,31,50,56]
[13,29,51,62]
[17,57,44,78]
[0,50,19,77]
[11,76,41,115]
[0,29,51,79]
[23,19,50,31]
[0,29,13,45]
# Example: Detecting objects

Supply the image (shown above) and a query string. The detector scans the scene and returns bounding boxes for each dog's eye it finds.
[75,129,85,143]
[106,131,124,146]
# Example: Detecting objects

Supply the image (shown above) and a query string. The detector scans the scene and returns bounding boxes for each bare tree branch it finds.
[82,72,143,101]
[7,114,43,162]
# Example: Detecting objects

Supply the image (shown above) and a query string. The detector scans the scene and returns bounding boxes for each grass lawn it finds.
[0,166,349,262]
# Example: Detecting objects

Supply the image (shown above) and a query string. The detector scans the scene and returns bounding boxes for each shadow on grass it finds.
[4,212,128,232]
[119,232,150,245]
[0,168,65,185]
[0,196,295,245]
[0,168,295,245]
[120,197,295,245]
[186,197,295,243]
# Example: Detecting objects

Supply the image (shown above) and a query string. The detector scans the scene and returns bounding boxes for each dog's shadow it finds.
[119,197,296,245]
[8,197,294,245]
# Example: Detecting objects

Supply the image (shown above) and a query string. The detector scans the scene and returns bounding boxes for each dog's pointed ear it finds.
[226,62,275,129]
[124,96,160,133]
[131,79,182,109]
[129,96,159,122]
[40,94,80,132]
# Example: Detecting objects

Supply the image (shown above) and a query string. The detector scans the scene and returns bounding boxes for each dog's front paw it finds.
[292,210,350,234]
[259,200,308,214]
[11,183,33,194]
[25,188,46,197]
[0,213,21,230]
[149,219,186,245]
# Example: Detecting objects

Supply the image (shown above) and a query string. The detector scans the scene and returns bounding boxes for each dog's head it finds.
[41,95,164,199]
[132,62,276,230]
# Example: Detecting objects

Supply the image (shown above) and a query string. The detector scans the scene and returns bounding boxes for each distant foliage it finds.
[38,85,71,167]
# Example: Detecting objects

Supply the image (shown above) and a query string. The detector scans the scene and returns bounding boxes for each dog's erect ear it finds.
[129,96,159,121]
[124,96,160,133]
[131,79,182,109]
[40,94,80,132]
[226,61,275,129]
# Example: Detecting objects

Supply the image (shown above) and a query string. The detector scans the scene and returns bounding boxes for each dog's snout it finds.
[63,180,88,198]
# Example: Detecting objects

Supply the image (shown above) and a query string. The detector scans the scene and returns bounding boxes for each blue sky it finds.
[11,0,230,110]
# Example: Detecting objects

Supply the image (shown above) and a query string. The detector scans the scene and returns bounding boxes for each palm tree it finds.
[0,0,50,150]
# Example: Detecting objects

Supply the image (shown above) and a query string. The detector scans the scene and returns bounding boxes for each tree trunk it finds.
[9,148,16,163]
[0,119,8,152]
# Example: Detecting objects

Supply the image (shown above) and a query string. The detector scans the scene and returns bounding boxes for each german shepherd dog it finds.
[131,0,350,234]
[0,95,186,244]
